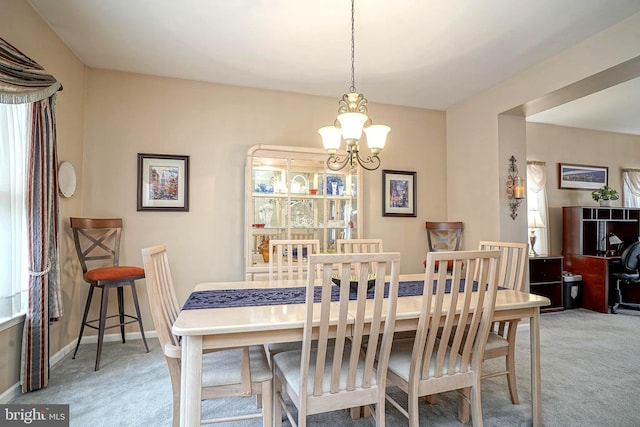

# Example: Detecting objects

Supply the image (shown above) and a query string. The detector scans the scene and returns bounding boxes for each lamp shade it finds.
[609,233,623,245]
[318,126,342,153]
[337,112,368,141]
[364,125,390,153]
[528,210,545,228]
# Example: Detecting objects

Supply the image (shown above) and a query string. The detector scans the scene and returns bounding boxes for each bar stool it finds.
[70,217,149,370]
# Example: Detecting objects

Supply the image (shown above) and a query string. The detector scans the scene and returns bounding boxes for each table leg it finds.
[530,309,542,427]
[180,335,203,427]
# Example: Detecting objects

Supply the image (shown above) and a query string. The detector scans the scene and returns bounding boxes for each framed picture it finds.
[137,153,190,211]
[382,170,417,217]
[558,163,608,190]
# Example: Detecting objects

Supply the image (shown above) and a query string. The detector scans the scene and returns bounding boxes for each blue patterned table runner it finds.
[182,280,484,311]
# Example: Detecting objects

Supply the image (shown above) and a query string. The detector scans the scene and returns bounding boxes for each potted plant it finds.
[591,185,619,206]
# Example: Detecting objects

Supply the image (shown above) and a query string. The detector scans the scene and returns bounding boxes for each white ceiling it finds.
[27,0,640,135]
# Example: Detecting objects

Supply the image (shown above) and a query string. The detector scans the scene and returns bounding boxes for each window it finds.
[527,162,549,255]
[622,169,640,208]
[0,103,29,320]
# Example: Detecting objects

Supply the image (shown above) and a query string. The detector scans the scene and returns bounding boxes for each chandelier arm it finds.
[354,152,381,171]
[326,154,350,171]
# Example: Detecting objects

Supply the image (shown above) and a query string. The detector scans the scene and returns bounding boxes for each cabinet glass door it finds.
[246,145,363,279]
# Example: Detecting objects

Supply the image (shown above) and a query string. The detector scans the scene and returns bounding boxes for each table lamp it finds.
[528,210,545,256]
[608,233,623,256]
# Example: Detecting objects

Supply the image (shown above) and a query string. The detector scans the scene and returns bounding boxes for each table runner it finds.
[182,280,484,310]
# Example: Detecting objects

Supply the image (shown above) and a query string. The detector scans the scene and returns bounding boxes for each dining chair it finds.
[337,239,385,285]
[268,239,321,281]
[385,249,500,427]
[336,238,384,254]
[70,217,149,371]
[478,240,528,404]
[423,221,463,270]
[265,239,322,368]
[272,252,401,427]
[141,244,273,427]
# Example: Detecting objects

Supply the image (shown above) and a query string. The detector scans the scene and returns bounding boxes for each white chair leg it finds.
[273,375,282,427]
[408,390,420,427]
[506,346,520,404]
[470,384,483,427]
[261,381,273,427]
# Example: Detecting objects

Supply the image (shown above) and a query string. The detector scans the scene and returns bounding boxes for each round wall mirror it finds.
[58,161,77,198]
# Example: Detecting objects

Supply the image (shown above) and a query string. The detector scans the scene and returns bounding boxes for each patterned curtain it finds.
[0,37,62,392]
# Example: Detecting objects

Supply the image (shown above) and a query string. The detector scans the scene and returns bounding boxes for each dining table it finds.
[171,273,550,427]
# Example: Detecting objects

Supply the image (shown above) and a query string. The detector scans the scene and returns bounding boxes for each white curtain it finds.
[527,162,549,255]
[622,169,640,208]
[0,103,29,318]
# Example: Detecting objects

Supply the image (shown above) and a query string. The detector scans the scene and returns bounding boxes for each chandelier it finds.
[318,0,390,171]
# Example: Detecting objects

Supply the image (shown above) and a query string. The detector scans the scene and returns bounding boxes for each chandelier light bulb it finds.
[337,112,368,140]
[364,125,390,154]
[318,126,342,154]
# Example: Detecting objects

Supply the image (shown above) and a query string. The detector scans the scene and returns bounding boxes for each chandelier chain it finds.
[350,0,356,93]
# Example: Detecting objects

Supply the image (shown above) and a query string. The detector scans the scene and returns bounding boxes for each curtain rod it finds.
[527,160,546,166]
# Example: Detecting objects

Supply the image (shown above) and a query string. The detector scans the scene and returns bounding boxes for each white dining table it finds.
[171,274,550,427]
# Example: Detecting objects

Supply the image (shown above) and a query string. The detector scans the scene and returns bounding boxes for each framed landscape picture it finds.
[558,163,608,190]
[137,153,190,211]
[382,170,417,217]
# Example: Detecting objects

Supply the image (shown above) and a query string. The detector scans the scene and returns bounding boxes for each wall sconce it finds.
[507,155,525,220]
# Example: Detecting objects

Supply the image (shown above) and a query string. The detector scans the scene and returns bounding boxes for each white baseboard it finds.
[1,330,157,404]
[0,383,22,404]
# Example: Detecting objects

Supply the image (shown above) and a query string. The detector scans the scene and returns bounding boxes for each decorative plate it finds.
[58,161,77,198]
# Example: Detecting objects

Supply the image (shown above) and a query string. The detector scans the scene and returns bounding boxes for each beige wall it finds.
[82,69,447,310]
[527,123,640,255]
[447,12,640,250]
[0,0,86,396]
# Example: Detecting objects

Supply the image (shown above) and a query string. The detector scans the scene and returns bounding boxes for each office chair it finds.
[610,241,640,314]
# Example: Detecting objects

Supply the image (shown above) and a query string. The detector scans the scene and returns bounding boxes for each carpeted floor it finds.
[9,308,640,426]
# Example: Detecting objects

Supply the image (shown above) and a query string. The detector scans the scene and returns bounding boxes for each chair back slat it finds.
[414,250,499,383]
[70,217,124,274]
[301,252,401,400]
[141,244,182,354]
[269,239,320,280]
[336,238,384,254]
[337,238,385,276]
[478,241,528,291]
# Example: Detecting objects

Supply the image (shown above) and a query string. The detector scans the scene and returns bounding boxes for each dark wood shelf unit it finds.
[562,207,640,313]
[529,255,563,312]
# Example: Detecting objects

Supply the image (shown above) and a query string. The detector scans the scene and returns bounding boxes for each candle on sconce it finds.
[514,176,525,199]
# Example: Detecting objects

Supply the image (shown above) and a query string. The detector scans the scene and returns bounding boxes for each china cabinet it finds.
[245,145,363,280]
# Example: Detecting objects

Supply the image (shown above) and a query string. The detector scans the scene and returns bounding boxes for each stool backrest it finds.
[425,221,463,252]
[70,217,124,274]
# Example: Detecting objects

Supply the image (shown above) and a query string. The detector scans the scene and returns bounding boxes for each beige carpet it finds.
[9,308,640,426]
